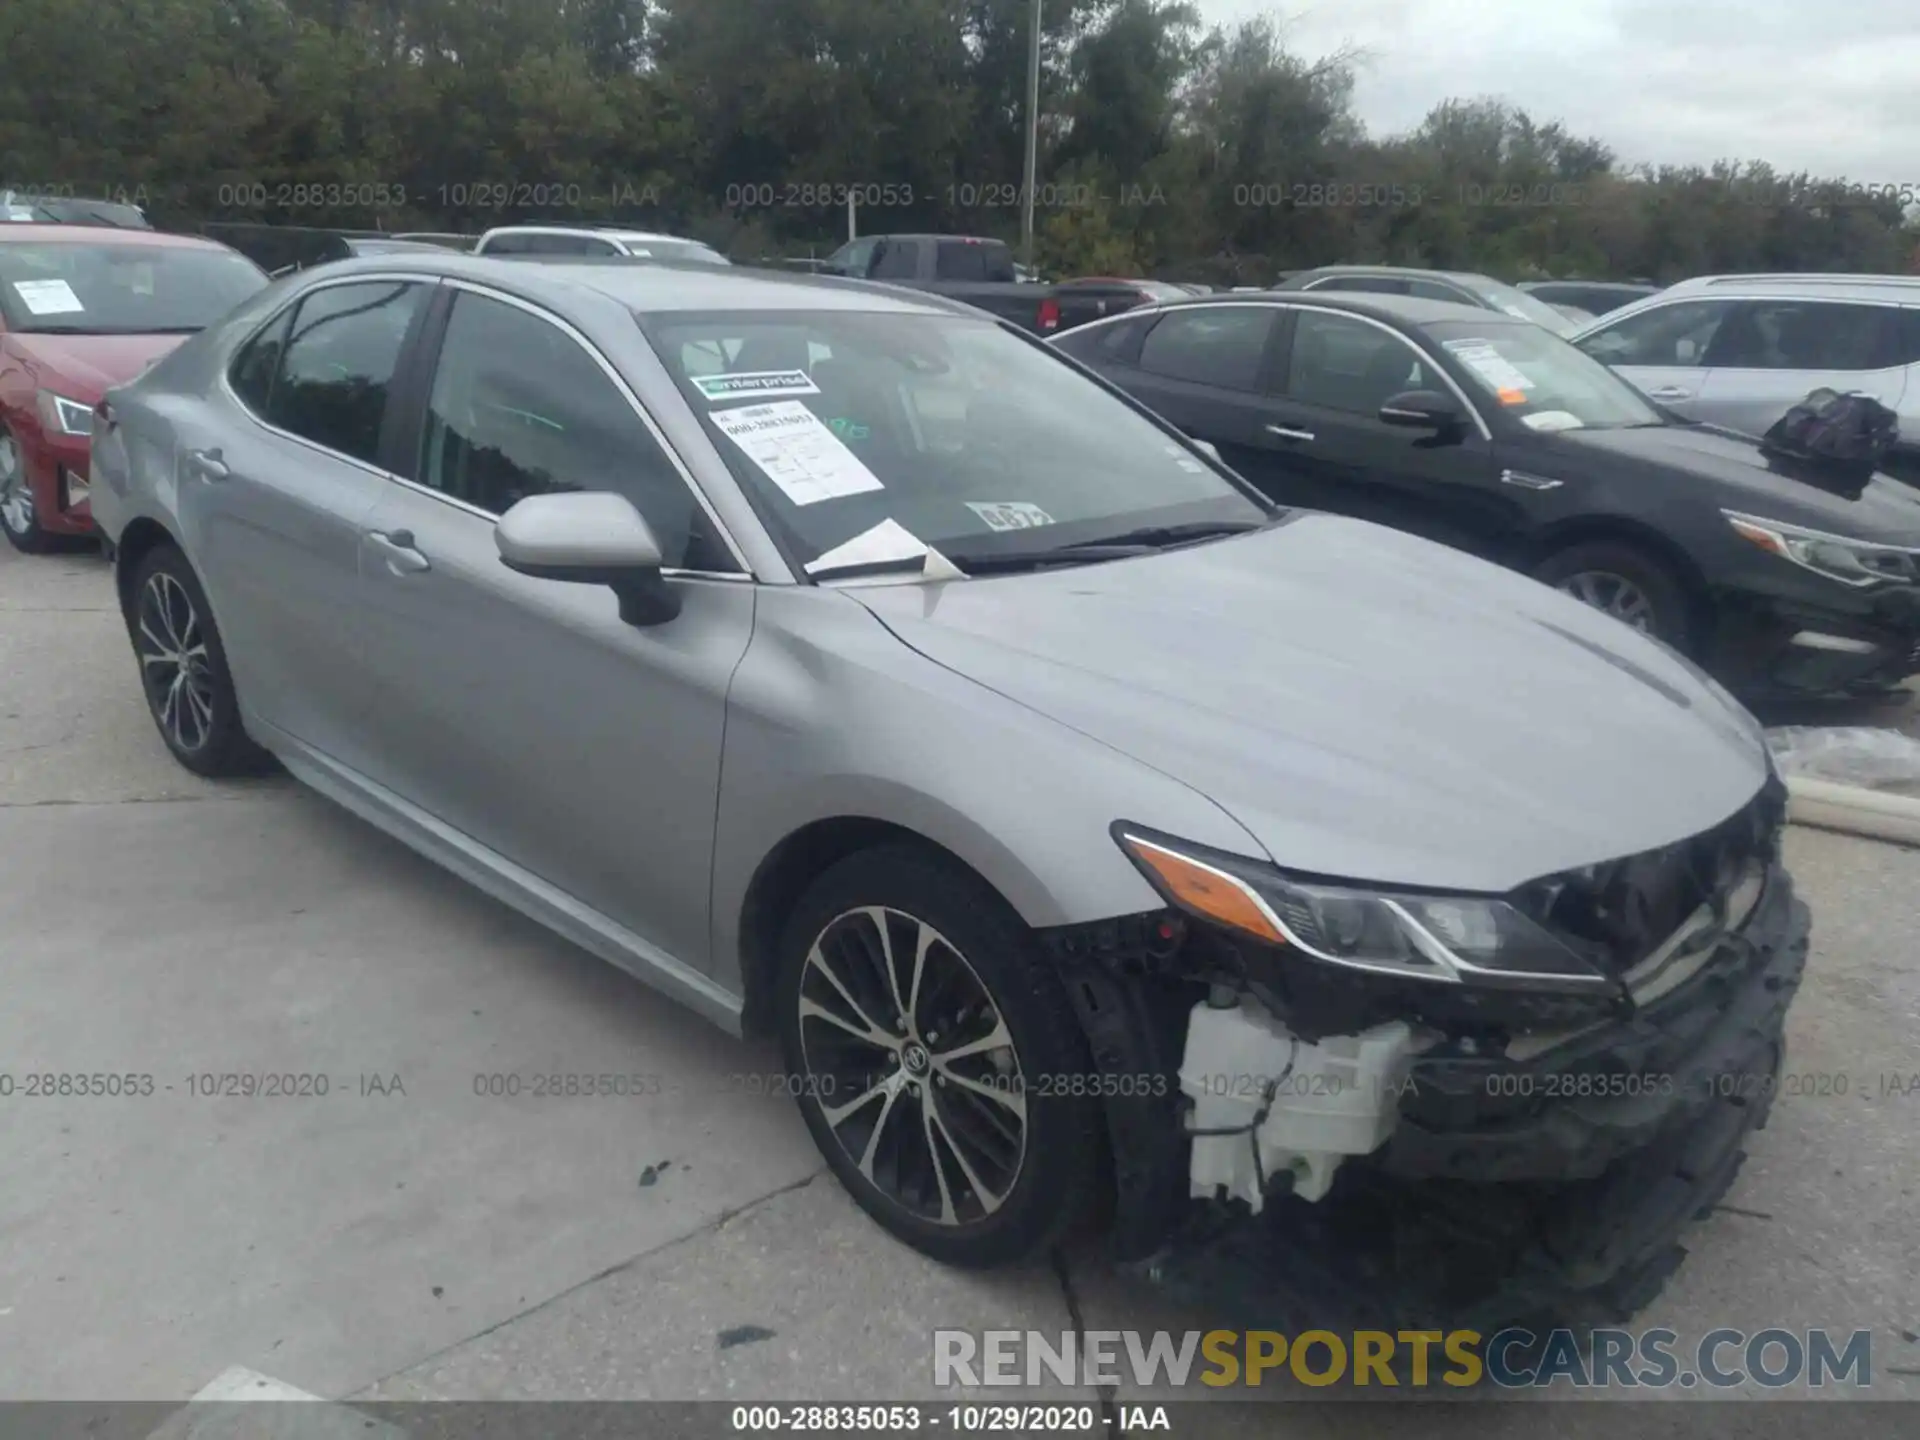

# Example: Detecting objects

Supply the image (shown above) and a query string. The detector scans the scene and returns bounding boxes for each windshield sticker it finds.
[967,501,1056,532]
[804,518,931,575]
[4,206,36,221]
[693,369,821,402]
[12,278,84,315]
[1444,339,1534,394]
[1521,410,1587,433]
[710,399,884,506]
[825,417,870,442]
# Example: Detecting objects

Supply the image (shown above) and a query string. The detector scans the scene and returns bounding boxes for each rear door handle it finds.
[1265,424,1316,442]
[1647,386,1691,401]
[184,447,229,481]
[368,528,430,574]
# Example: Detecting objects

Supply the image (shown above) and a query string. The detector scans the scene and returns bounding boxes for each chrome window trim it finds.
[218,269,756,578]
[1050,298,1495,441]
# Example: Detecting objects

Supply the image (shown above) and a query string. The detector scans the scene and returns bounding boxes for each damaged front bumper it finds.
[1049,856,1810,1329]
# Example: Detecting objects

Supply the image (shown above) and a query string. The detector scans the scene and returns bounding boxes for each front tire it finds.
[776,845,1104,1267]
[125,544,273,777]
[0,425,55,554]
[1532,540,1695,652]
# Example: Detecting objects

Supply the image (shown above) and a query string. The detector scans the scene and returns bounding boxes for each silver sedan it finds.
[88,254,1798,1314]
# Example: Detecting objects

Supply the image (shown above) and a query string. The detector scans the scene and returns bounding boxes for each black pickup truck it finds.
[818,234,1152,335]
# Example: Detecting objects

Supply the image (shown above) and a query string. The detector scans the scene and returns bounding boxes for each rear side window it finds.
[1137,307,1276,391]
[229,306,293,414]
[870,241,919,280]
[479,233,532,254]
[1055,314,1151,366]
[1703,300,1909,372]
[935,241,1015,282]
[263,281,428,465]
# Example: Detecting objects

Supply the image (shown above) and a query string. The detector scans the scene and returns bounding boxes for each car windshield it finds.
[0,241,267,333]
[1467,279,1583,334]
[644,309,1270,574]
[1425,319,1665,432]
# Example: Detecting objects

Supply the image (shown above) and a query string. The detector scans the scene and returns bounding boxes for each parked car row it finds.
[75,247,1807,1330]
[1052,288,1920,699]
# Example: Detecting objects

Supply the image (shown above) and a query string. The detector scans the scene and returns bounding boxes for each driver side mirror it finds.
[1379,389,1465,431]
[495,491,681,627]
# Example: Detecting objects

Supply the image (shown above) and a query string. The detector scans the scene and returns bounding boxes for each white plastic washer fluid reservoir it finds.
[1178,1000,1416,1208]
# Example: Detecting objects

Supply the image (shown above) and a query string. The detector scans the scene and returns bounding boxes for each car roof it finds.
[1659,273,1920,300]
[0,223,228,251]
[1291,264,1500,286]
[1145,290,1511,328]
[478,224,711,244]
[295,252,984,318]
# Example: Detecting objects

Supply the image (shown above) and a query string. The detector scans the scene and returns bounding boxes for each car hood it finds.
[1550,423,1920,542]
[854,514,1769,894]
[5,331,190,399]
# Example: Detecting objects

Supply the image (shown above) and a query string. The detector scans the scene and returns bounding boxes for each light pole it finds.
[1020,0,1041,272]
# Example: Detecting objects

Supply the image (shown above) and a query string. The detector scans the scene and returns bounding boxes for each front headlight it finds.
[36,390,93,437]
[1114,827,1608,991]
[1724,509,1919,588]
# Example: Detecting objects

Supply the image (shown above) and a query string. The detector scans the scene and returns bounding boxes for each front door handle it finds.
[1265,424,1316,442]
[184,447,229,481]
[368,528,430,574]
[1647,386,1691,401]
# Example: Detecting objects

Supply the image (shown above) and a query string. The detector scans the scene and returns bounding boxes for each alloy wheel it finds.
[0,433,30,535]
[1555,570,1656,631]
[797,905,1028,1227]
[135,571,217,752]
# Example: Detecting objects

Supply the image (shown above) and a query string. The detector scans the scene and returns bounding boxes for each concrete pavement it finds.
[2,539,1917,1414]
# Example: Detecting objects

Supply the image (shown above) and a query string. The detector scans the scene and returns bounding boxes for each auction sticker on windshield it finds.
[693,369,821,402]
[12,278,84,315]
[1444,339,1533,394]
[967,501,1055,532]
[710,399,883,506]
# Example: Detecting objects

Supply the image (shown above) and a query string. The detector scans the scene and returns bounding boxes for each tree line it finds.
[2,0,1915,284]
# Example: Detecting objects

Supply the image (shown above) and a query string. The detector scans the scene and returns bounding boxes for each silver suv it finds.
[1569,274,1920,445]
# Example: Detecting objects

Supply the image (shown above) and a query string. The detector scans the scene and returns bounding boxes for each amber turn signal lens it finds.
[1119,835,1288,946]
[1727,517,1787,555]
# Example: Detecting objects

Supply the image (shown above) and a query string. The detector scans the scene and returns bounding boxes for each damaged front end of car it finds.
[1041,776,1809,1330]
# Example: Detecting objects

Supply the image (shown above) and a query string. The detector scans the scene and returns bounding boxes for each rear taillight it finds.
[1038,298,1061,331]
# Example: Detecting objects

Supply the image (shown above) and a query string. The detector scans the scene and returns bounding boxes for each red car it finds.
[0,225,267,552]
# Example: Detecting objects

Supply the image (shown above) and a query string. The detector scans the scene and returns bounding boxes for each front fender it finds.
[708,586,1260,996]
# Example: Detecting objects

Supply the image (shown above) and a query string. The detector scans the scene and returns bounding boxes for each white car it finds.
[473,225,730,265]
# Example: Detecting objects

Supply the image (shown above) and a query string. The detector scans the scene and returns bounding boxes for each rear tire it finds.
[1532,541,1695,652]
[775,845,1104,1267]
[125,544,274,777]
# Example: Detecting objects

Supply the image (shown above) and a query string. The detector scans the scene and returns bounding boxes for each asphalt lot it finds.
[2,538,1917,1422]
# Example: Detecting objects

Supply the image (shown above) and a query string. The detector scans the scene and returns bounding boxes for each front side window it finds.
[827,238,877,275]
[1578,300,1734,368]
[266,280,427,464]
[643,309,1268,573]
[1702,300,1906,371]
[1426,319,1662,431]
[0,240,266,334]
[416,292,731,570]
[870,242,919,280]
[1137,307,1275,391]
[1285,311,1432,414]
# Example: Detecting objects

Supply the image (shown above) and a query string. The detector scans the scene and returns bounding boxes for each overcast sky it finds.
[1194,0,1920,184]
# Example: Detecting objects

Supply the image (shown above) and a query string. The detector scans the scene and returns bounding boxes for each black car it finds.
[1051,292,1920,698]
[1520,280,1662,316]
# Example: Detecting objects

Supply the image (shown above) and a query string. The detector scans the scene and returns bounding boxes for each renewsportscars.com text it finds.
[932,1327,1874,1389]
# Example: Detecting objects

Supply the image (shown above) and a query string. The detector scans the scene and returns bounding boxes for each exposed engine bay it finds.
[1043,777,1809,1327]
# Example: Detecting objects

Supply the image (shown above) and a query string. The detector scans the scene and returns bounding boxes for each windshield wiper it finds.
[1050,518,1272,552]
